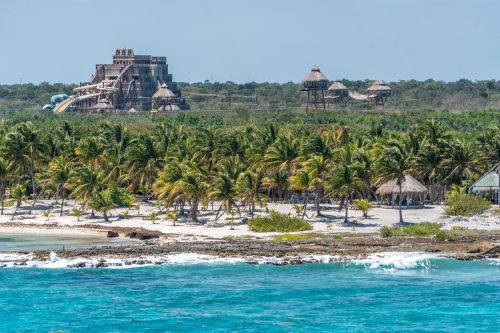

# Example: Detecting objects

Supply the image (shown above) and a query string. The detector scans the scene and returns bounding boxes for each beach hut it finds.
[469,164,500,205]
[301,65,329,111]
[367,80,391,106]
[376,175,428,207]
[326,79,350,106]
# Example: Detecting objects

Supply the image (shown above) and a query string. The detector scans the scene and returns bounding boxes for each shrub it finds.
[379,222,442,238]
[248,210,313,232]
[435,230,455,241]
[444,193,491,216]
[352,199,372,219]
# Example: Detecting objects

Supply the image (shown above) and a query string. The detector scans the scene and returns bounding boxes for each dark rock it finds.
[107,231,119,238]
[126,231,159,241]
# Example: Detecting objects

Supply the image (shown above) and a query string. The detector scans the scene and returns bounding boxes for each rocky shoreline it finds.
[0,229,497,268]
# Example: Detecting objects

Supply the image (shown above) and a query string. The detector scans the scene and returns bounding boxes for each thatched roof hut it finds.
[328,79,348,92]
[376,175,427,196]
[367,84,391,92]
[153,83,176,99]
[302,65,329,89]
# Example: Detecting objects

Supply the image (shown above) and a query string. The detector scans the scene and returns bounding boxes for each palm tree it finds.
[290,169,316,219]
[237,171,264,216]
[376,140,414,224]
[124,136,163,198]
[262,171,289,201]
[7,184,28,220]
[0,159,9,214]
[45,156,71,216]
[304,155,330,216]
[174,169,208,223]
[326,163,363,224]
[264,133,300,175]
[75,136,107,170]
[89,188,117,222]
[67,165,102,217]
[210,174,240,221]
[441,139,479,184]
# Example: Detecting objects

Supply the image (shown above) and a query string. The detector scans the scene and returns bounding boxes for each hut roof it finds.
[469,166,499,192]
[372,80,386,85]
[367,84,391,91]
[328,80,348,91]
[153,83,176,99]
[375,175,427,196]
[303,65,329,83]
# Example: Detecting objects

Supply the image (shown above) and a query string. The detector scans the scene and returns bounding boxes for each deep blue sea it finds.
[0,256,498,332]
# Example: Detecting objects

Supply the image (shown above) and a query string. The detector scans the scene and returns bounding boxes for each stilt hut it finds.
[376,175,428,207]
[152,83,184,112]
[325,79,350,106]
[367,80,391,106]
[469,163,500,205]
[301,65,329,111]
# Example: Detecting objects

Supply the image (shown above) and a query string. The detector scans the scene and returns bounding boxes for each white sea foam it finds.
[0,251,446,269]
[350,252,440,271]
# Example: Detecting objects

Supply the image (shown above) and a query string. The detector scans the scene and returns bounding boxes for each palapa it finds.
[302,65,329,84]
[376,175,427,196]
[153,83,176,99]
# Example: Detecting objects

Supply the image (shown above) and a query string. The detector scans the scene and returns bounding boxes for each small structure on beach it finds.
[367,80,391,106]
[325,79,350,106]
[301,65,329,111]
[376,175,428,206]
[469,164,500,204]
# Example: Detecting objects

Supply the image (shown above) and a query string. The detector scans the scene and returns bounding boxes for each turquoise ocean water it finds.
[0,257,498,332]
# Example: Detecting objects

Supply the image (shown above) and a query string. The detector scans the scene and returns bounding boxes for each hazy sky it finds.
[1,0,499,84]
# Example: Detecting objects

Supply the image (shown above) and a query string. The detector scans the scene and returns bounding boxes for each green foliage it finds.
[71,208,83,221]
[109,186,135,207]
[352,199,372,218]
[444,192,491,216]
[435,230,455,241]
[379,222,442,238]
[248,210,313,232]
[273,233,319,242]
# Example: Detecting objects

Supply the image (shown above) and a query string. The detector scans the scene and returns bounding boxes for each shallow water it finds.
[0,232,135,250]
[0,256,498,332]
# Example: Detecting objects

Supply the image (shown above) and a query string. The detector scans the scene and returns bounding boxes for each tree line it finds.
[0,118,497,223]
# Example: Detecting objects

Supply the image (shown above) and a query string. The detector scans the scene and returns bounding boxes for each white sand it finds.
[0,200,498,240]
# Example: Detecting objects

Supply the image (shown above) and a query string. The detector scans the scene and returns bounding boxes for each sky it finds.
[0,0,499,84]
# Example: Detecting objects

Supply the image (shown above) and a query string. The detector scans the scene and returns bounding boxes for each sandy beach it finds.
[0,200,498,242]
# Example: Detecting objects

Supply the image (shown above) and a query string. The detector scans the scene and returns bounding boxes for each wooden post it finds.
[497,162,500,206]
[321,89,326,110]
[305,90,310,112]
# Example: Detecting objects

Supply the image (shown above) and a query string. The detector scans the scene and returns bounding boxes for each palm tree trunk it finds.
[60,189,65,217]
[190,198,199,223]
[344,195,349,224]
[398,182,404,224]
[301,192,309,219]
[29,169,36,214]
[104,210,109,222]
[0,182,4,215]
[315,187,321,216]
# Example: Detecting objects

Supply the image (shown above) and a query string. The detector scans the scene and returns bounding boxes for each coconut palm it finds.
[75,136,107,170]
[441,139,479,184]
[0,159,9,214]
[237,171,264,216]
[7,184,28,220]
[89,188,117,222]
[264,133,300,175]
[210,174,240,221]
[45,156,71,216]
[304,155,330,216]
[67,165,102,216]
[262,171,289,202]
[290,169,317,219]
[326,163,363,224]
[376,140,414,224]
[123,136,163,198]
